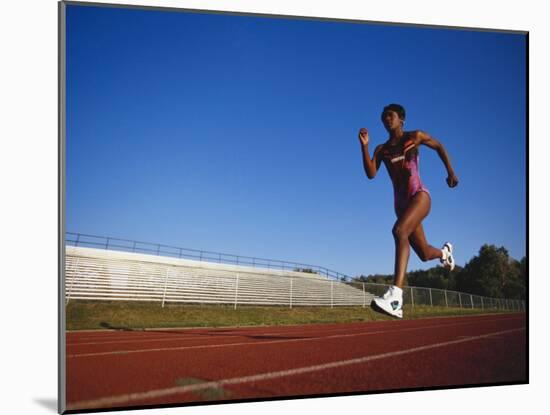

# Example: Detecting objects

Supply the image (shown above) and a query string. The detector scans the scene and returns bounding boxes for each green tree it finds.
[504,256,526,299]
[454,245,525,299]
[407,265,462,290]
[352,246,525,300]
[354,274,393,284]
[294,268,318,274]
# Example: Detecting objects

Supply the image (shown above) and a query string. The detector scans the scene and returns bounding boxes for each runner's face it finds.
[383,110,403,132]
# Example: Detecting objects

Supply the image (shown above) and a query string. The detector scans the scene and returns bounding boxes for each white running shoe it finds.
[440,242,455,271]
[372,285,403,319]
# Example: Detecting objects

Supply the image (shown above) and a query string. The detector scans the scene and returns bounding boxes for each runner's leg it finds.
[392,192,431,288]
[409,223,443,262]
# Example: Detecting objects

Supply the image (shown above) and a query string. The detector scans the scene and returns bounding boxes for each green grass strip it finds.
[66,300,514,331]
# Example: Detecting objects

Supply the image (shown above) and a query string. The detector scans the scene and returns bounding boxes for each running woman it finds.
[358,103,458,318]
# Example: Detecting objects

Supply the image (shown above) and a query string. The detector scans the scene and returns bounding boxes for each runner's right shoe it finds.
[371,285,403,319]
[440,242,455,271]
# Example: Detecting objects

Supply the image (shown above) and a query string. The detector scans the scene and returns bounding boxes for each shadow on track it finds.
[99,322,144,331]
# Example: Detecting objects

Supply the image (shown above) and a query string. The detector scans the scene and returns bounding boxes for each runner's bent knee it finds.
[392,222,413,241]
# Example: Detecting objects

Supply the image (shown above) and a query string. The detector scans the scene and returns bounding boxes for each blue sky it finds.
[66,5,526,277]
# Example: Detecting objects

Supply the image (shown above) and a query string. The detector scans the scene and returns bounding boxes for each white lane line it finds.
[67,335,246,347]
[66,315,523,345]
[67,326,366,347]
[67,324,360,342]
[66,326,367,346]
[67,317,524,358]
[67,327,524,411]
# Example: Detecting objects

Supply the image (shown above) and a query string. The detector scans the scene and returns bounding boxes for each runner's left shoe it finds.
[371,285,403,319]
[440,242,455,271]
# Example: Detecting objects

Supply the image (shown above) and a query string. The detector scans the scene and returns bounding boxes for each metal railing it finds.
[65,232,350,281]
[363,282,526,312]
[64,233,526,312]
[64,250,375,308]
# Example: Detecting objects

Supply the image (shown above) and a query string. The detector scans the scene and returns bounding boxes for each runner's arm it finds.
[414,130,459,187]
[361,143,384,179]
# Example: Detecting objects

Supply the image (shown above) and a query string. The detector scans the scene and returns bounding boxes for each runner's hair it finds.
[381,103,406,121]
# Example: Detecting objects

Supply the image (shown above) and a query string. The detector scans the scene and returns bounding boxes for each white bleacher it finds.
[65,246,375,307]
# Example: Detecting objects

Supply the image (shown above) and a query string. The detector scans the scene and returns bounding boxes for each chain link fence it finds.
[361,282,525,311]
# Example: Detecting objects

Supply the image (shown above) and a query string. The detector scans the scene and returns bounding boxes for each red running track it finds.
[65,313,526,412]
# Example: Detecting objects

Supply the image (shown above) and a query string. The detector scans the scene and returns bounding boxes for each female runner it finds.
[358,103,458,318]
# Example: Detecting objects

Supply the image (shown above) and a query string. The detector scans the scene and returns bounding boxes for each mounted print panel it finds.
[59,1,527,413]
